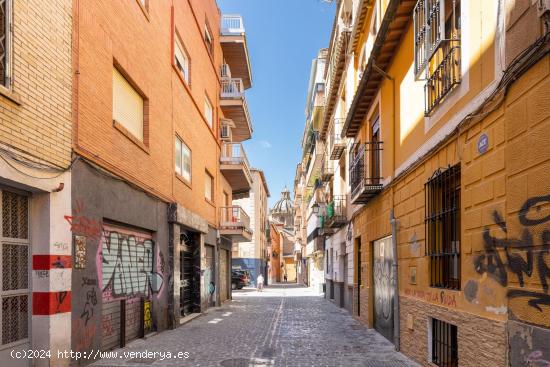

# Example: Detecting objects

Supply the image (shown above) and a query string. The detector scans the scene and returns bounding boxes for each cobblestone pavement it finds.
[92,283,419,367]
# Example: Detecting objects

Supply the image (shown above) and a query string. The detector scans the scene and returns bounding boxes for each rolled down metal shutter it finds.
[100,224,154,351]
[101,301,122,351]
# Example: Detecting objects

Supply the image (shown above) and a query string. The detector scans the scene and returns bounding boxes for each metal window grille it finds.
[425,164,460,290]
[431,318,458,366]
[1,190,29,346]
[2,191,28,240]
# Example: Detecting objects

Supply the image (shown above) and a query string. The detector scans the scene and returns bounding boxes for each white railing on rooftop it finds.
[221,15,245,35]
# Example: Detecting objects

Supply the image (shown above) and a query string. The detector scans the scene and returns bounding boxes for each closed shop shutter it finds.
[100,224,154,350]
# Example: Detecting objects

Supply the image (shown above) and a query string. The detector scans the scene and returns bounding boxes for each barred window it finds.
[425,164,460,290]
[431,318,458,366]
[0,0,12,87]
[1,190,29,346]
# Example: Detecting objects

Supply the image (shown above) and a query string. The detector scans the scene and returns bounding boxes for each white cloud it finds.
[259,140,272,149]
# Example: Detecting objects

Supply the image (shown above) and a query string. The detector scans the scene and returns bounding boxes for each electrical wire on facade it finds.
[0,145,77,179]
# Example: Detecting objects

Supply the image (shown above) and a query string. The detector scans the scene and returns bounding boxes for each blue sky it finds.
[217,0,335,207]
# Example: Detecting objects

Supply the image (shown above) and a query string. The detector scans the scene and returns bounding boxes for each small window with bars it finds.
[425,164,460,290]
[1,190,29,346]
[431,318,458,367]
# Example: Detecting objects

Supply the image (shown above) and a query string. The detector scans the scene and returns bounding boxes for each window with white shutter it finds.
[112,68,144,141]
[204,98,213,128]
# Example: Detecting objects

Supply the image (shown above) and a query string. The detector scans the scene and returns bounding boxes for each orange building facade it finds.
[70,0,255,362]
[303,0,550,365]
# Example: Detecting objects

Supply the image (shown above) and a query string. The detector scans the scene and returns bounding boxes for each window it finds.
[112,67,144,141]
[175,137,191,182]
[204,97,213,128]
[0,190,29,346]
[414,0,462,114]
[205,171,213,202]
[431,319,458,367]
[0,0,12,88]
[425,164,460,289]
[204,24,213,56]
[174,35,190,84]
[371,116,381,183]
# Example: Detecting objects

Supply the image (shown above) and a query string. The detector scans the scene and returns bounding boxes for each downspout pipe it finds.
[390,208,400,351]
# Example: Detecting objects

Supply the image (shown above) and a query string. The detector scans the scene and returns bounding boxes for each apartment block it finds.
[296,0,550,365]
[232,169,269,284]
[70,0,256,363]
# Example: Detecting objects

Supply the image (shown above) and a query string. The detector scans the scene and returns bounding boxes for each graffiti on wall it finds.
[100,229,164,301]
[144,300,152,333]
[473,195,550,311]
[64,200,102,240]
[404,288,457,308]
[80,287,98,326]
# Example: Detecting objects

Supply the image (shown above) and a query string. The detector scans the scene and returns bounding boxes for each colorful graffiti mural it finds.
[99,226,164,301]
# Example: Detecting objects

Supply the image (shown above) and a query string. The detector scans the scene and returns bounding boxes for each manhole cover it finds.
[261,348,275,357]
[220,358,271,367]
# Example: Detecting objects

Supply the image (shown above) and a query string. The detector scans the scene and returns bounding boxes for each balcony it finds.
[220,15,252,89]
[220,143,253,199]
[329,118,346,160]
[425,45,461,116]
[321,23,351,138]
[325,195,347,228]
[219,206,252,242]
[220,77,253,142]
[321,160,333,182]
[350,142,384,204]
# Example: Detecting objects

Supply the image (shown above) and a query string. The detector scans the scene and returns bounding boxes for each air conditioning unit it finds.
[538,0,550,17]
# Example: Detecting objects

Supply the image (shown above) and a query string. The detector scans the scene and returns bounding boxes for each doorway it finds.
[373,236,394,343]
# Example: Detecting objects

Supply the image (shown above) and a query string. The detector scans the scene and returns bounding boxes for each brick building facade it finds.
[0,0,72,365]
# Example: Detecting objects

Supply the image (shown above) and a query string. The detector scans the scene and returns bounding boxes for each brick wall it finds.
[75,0,229,226]
[400,296,507,367]
[0,0,72,168]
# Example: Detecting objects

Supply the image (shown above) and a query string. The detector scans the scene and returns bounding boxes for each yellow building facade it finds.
[318,0,550,365]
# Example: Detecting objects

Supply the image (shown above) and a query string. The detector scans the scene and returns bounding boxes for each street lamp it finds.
[312,202,320,215]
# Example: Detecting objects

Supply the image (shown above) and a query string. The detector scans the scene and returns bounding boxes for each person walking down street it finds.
[284,273,288,283]
[257,274,264,292]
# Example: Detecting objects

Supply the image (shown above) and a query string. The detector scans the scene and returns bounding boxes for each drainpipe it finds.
[390,208,400,351]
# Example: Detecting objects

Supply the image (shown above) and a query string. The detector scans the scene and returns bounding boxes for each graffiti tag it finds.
[474,195,550,311]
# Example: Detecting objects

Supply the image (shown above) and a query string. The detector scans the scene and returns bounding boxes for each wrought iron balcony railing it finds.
[425,45,461,115]
[329,118,346,160]
[349,142,384,204]
[326,195,347,228]
[219,206,251,232]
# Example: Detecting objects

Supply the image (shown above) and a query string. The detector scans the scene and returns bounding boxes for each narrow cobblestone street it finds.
[92,284,418,367]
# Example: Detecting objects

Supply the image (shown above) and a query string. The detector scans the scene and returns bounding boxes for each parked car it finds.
[231,270,251,290]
